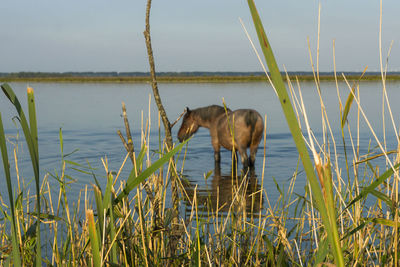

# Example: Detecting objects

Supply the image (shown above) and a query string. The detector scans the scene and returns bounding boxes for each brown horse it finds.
[177,105,264,168]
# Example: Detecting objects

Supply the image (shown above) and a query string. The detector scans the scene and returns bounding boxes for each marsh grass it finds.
[1,70,400,265]
[1,1,400,266]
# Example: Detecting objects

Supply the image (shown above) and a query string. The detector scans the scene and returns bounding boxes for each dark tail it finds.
[245,110,258,135]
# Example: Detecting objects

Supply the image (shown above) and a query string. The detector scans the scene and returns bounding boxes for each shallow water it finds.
[1,81,400,210]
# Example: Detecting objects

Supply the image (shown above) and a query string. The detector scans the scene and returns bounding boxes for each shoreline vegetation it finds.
[2,0,400,265]
[1,71,400,83]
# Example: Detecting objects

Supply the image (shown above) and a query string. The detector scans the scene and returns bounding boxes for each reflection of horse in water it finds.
[183,164,263,214]
[177,105,264,169]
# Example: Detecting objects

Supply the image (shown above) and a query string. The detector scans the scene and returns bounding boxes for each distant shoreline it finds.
[0,71,399,83]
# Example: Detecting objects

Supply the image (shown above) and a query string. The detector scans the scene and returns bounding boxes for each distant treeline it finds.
[0,71,268,78]
[0,71,399,82]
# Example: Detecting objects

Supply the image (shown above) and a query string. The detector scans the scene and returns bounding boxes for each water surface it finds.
[1,81,399,209]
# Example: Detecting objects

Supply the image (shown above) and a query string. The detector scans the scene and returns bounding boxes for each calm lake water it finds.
[1,81,400,210]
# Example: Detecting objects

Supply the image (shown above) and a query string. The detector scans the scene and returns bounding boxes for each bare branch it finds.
[171,108,187,128]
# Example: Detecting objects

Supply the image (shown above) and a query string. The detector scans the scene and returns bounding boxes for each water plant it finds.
[0,84,189,265]
[246,0,399,265]
[0,0,399,266]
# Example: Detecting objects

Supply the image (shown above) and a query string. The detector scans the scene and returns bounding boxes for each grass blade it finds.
[1,83,41,265]
[27,87,38,158]
[26,86,42,266]
[346,162,400,210]
[341,87,355,129]
[341,68,368,128]
[115,138,189,204]
[86,209,101,267]
[0,113,22,266]
[246,1,344,265]
[93,185,104,236]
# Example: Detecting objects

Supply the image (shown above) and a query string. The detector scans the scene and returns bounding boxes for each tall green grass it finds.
[1,74,400,265]
[247,0,400,265]
[0,2,399,265]
[247,0,344,265]
[0,84,188,265]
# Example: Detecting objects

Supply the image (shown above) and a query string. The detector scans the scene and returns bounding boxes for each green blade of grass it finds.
[370,189,394,210]
[345,162,400,210]
[246,1,344,266]
[93,185,104,236]
[341,88,355,129]
[103,172,113,216]
[314,237,330,265]
[87,209,101,267]
[341,68,367,129]
[27,87,38,158]
[1,84,39,176]
[103,171,118,263]
[0,113,22,266]
[114,138,189,204]
[343,217,400,241]
[27,86,42,266]
[108,190,118,264]
[1,83,41,265]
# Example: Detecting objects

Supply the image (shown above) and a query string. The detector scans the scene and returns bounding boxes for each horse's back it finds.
[234,109,262,127]
[216,109,263,150]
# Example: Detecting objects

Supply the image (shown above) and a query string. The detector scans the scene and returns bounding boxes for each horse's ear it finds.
[185,107,190,113]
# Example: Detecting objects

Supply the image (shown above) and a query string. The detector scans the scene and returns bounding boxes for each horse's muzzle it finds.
[178,133,190,143]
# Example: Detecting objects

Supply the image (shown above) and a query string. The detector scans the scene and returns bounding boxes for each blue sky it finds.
[0,1,399,72]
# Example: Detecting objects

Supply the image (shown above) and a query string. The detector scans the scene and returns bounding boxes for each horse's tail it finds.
[245,110,263,146]
[245,110,259,134]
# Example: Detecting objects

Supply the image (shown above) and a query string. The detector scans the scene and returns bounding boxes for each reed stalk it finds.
[246,0,344,265]
[1,2,399,264]
[0,113,21,266]
[1,84,42,265]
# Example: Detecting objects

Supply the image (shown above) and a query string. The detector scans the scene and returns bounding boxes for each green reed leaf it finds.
[103,172,113,214]
[0,113,22,266]
[343,217,400,241]
[314,237,330,265]
[93,185,104,236]
[27,87,38,158]
[115,138,189,204]
[341,88,355,129]
[1,83,41,265]
[246,1,344,265]
[370,189,394,210]
[341,68,367,128]
[346,162,400,210]
[108,192,118,264]
[87,209,101,267]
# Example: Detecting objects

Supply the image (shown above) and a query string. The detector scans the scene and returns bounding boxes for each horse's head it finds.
[177,107,199,142]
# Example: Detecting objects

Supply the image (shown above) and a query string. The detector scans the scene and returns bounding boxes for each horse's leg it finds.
[249,119,263,167]
[210,129,221,164]
[214,150,220,163]
[214,161,221,176]
[238,146,249,169]
[249,145,258,167]
[212,143,221,163]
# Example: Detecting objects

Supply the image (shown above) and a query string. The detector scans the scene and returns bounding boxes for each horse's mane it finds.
[194,105,230,122]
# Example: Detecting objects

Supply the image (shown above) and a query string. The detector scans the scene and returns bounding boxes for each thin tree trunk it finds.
[143,0,180,261]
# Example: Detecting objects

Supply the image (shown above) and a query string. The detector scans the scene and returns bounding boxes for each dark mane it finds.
[193,105,229,122]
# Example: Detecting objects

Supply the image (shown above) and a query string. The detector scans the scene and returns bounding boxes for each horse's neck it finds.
[194,112,212,129]
[193,106,227,129]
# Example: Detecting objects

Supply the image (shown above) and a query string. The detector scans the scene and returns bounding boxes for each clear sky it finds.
[1,0,399,73]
